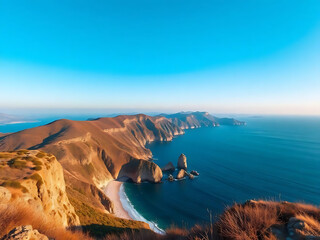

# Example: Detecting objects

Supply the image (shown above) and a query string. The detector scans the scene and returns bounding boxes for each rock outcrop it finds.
[167,174,174,182]
[177,154,187,170]
[0,150,80,227]
[162,162,175,172]
[176,169,186,179]
[1,225,49,240]
[188,173,194,179]
[190,170,199,176]
[118,159,163,183]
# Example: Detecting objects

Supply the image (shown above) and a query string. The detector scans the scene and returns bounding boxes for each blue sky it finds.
[0,0,320,115]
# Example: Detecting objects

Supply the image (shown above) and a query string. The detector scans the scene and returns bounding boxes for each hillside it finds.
[0,112,245,238]
[0,114,185,215]
[2,198,320,240]
[160,112,245,129]
[0,150,149,239]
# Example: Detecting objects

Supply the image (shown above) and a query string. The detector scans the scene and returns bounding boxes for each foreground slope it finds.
[0,150,79,227]
[2,199,320,240]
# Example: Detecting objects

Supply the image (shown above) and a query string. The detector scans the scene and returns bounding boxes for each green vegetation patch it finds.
[69,195,147,238]
[47,156,56,163]
[29,173,44,186]
[22,156,35,161]
[32,159,43,166]
[36,152,46,158]
[17,149,29,155]
[1,180,28,193]
[8,158,27,170]
[33,166,42,171]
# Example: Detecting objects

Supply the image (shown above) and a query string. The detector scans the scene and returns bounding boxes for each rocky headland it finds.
[0,111,248,239]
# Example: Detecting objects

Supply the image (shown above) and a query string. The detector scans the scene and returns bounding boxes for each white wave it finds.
[119,184,165,235]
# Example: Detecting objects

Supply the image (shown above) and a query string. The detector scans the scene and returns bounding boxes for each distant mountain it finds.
[159,111,245,129]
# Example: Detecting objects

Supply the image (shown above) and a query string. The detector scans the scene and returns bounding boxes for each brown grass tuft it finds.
[0,202,91,240]
[294,214,320,236]
[215,202,278,240]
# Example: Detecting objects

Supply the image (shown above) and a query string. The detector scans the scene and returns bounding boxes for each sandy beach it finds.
[104,180,132,220]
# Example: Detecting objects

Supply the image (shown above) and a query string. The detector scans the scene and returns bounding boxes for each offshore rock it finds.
[176,169,186,179]
[177,154,187,170]
[162,162,175,172]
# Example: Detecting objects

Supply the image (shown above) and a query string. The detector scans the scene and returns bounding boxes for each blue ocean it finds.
[123,116,320,230]
[1,116,320,231]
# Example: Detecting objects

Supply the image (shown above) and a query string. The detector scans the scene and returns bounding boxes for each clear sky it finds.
[0,0,320,115]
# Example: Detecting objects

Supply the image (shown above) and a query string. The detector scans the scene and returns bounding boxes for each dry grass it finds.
[294,214,320,236]
[215,202,278,240]
[1,196,320,240]
[0,202,91,240]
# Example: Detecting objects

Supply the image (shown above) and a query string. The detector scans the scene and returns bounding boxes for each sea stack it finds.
[177,153,187,170]
[176,169,186,179]
[162,162,175,172]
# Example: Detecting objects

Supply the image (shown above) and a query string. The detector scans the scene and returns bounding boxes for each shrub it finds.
[215,202,278,240]
[1,181,28,193]
[7,159,27,170]
[32,159,43,166]
[33,166,42,171]
[36,152,46,158]
[17,149,29,154]
[22,156,34,161]
[29,173,44,186]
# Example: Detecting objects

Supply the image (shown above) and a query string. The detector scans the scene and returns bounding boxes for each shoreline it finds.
[104,180,165,234]
[104,180,132,220]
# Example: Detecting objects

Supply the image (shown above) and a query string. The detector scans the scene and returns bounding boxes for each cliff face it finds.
[118,159,163,183]
[0,114,184,212]
[0,113,244,214]
[0,150,79,227]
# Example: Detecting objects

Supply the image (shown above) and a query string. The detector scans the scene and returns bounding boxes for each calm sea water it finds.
[124,117,320,230]
[2,116,320,230]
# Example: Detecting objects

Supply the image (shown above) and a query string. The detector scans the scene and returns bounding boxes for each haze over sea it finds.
[123,116,320,229]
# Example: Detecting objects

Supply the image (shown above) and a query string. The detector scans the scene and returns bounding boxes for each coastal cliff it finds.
[118,159,163,183]
[0,150,79,227]
[0,114,185,215]
[161,111,245,129]
[0,112,244,221]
